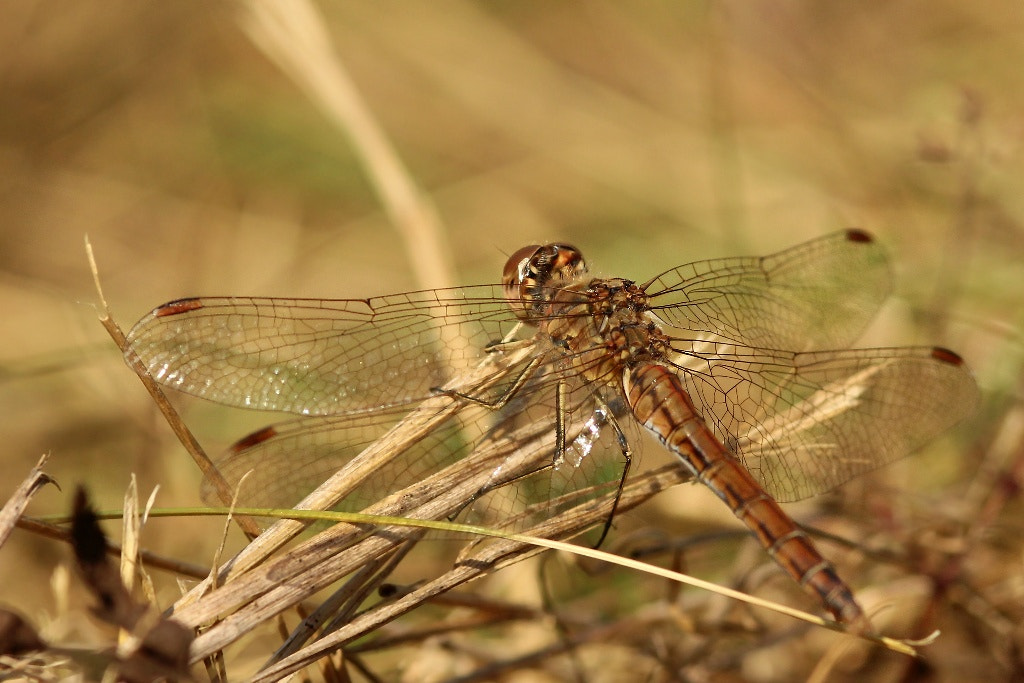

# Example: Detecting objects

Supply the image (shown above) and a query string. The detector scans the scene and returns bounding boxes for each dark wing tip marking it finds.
[155,298,204,317]
[844,228,874,244]
[931,346,966,366]
[230,426,278,453]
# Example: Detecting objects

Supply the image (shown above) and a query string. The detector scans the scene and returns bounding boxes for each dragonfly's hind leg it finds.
[587,396,633,549]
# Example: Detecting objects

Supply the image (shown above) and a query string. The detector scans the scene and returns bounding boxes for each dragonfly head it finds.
[502,243,587,322]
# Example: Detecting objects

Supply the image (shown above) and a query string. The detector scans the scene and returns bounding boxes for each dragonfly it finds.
[125,230,978,627]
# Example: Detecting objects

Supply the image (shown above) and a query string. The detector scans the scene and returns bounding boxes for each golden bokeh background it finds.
[1,2,1022,680]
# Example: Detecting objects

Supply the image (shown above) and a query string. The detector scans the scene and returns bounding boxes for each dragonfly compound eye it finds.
[502,244,587,321]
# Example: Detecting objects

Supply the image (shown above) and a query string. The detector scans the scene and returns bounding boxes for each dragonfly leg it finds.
[451,458,557,526]
[589,396,632,548]
[431,355,544,410]
[485,321,526,348]
[554,380,567,460]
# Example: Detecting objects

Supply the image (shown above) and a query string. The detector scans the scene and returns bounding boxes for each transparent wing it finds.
[198,405,433,510]
[643,230,891,351]
[672,345,979,501]
[125,231,885,417]
[125,287,526,416]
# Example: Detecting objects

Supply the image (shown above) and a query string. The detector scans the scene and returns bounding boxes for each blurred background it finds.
[1,1,1022,680]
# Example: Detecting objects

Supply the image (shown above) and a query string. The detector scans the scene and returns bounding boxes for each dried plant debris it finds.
[71,487,194,682]
[0,608,45,656]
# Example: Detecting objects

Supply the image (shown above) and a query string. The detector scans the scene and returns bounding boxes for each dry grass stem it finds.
[0,454,55,550]
[239,0,456,293]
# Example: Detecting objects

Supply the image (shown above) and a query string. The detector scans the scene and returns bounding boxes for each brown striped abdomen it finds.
[626,362,867,626]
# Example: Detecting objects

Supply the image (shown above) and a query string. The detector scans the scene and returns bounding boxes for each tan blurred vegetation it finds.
[1,1,1022,681]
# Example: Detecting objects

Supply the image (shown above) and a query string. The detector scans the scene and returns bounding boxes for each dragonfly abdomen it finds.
[625,362,868,626]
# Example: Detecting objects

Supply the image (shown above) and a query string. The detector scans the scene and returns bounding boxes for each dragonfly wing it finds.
[671,345,979,501]
[201,403,496,514]
[644,230,891,352]
[125,288,526,415]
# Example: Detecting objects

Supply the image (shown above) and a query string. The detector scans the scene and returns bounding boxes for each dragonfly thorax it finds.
[541,277,673,386]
